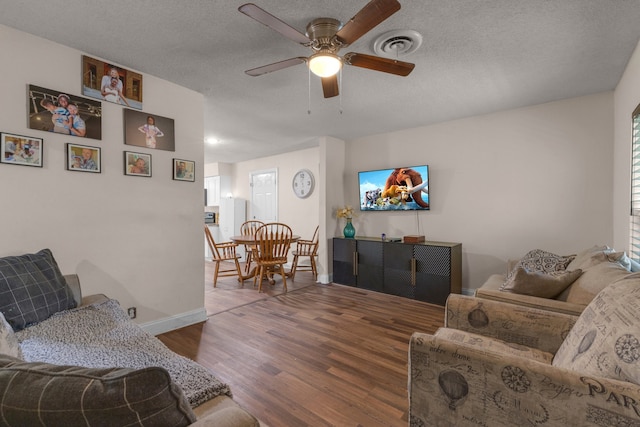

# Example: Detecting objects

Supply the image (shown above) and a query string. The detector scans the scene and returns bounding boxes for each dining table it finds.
[230,234,300,283]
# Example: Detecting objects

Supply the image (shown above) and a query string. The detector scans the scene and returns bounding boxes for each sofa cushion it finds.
[502,249,575,287]
[566,245,628,271]
[0,249,76,331]
[500,267,582,298]
[0,312,22,359]
[0,355,197,426]
[557,261,630,305]
[553,273,640,385]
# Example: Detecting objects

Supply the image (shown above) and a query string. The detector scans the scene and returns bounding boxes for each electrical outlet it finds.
[127,307,136,319]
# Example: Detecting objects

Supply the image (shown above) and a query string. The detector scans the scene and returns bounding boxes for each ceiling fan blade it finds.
[344,52,414,76]
[335,0,401,46]
[238,3,311,45]
[321,75,339,98]
[245,57,306,76]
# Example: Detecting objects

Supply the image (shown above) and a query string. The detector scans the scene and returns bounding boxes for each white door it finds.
[250,169,277,222]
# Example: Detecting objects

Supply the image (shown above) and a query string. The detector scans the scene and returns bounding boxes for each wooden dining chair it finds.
[240,220,264,275]
[253,222,293,292]
[204,225,243,287]
[290,225,319,281]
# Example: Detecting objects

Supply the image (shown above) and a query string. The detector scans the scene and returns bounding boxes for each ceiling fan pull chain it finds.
[308,67,312,115]
[339,69,343,115]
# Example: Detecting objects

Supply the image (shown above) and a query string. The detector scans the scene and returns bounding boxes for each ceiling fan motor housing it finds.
[306,18,344,51]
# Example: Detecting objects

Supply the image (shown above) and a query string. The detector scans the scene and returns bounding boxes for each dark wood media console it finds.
[332,237,462,306]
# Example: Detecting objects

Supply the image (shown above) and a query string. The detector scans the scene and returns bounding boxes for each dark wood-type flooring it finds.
[158,261,445,426]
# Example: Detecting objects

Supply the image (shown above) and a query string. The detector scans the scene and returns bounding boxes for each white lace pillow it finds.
[0,311,22,359]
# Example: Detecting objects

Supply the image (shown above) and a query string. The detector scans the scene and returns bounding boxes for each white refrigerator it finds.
[219,197,247,259]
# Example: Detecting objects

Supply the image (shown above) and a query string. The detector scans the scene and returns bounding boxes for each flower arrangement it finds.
[336,205,355,219]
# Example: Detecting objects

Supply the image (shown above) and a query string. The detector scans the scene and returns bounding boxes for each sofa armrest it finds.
[475,287,588,316]
[191,395,259,427]
[63,274,82,307]
[445,294,578,353]
[409,332,640,426]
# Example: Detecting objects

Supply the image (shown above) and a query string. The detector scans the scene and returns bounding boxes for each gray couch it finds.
[0,248,259,427]
[474,245,634,315]
[64,274,260,427]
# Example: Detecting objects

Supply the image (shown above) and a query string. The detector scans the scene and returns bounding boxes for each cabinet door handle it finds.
[411,258,416,285]
[353,252,358,276]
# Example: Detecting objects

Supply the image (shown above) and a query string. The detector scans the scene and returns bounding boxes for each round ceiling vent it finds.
[372,30,423,58]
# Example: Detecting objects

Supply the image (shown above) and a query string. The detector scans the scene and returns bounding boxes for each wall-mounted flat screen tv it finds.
[359,165,429,211]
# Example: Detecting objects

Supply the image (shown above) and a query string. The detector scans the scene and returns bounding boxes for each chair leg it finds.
[253,265,259,288]
[244,250,252,274]
[280,265,287,292]
[234,259,244,284]
[213,261,220,287]
[256,265,264,292]
[290,255,298,281]
[310,257,317,280]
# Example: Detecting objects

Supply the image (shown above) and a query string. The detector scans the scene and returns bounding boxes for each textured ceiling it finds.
[1,0,639,163]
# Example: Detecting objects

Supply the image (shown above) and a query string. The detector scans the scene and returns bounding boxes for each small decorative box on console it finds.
[403,235,425,243]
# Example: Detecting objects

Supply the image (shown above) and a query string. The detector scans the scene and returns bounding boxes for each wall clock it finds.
[292,169,315,199]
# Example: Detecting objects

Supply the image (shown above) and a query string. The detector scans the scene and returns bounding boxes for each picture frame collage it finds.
[2,55,195,182]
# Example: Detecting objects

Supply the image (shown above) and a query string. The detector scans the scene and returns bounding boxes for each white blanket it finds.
[16,299,230,408]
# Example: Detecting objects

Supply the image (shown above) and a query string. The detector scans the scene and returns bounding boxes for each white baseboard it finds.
[318,273,331,284]
[140,307,207,336]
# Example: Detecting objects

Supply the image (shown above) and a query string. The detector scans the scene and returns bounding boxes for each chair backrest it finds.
[255,222,293,262]
[204,225,225,259]
[240,220,264,238]
[309,225,320,254]
[297,225,320,255]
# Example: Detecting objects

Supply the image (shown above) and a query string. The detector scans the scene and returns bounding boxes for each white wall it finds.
[614,40,640,252]
[0,25,206,333]
[229,147,323,275]
[345,92,614,291]
[211,92,614,293]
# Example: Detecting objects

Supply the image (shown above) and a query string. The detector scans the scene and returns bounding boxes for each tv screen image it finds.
[359,166,429,211]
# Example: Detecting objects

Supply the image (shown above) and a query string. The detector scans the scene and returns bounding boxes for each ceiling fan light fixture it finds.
[308,53,342,78]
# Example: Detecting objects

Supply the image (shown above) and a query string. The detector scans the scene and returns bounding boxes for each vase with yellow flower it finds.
[336,205,356,238]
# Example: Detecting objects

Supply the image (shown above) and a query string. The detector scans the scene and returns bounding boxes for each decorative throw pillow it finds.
[557,261,631,305]
[553,273,640,385]
[0,355,196,426]
[566,245,628,271]
[0,249,77,331]
[0,312,22,359]
[502,249,575,287]
[500,267,582,299]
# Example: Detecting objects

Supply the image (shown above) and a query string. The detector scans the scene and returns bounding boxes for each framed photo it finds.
[173,159,195,182]
[82,55,143,110]
[1,133,43,167]
[123,109,175,151]
[28,84,102,140]
[124,151,152,177]
[66,143,101,173]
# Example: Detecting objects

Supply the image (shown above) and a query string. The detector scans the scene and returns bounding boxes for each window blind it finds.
[630,104,640,261]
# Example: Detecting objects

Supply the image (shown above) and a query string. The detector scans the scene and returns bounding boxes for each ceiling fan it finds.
[238,0,415,98]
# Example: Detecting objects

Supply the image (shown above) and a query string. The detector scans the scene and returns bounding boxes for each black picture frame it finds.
[124,151,152,177]
[173,158,195,182]
[66,143,101,173]
[1,132,43,167]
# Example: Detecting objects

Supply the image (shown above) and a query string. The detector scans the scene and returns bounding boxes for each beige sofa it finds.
[0,248,259,427]
[409,274,640,426]
[474,245,634,315]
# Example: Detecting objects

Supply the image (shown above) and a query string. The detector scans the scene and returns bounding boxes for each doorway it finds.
[250,168,278,222]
